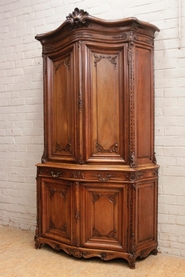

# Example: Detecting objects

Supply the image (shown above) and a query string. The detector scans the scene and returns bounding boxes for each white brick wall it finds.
[0,0,185,256]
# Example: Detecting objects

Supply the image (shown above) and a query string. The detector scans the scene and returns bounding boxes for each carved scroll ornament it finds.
[54,57,70,72]
[152,152,157,164]
[92,228,117,239]
[70,171,84,179]
[125,171,143,181]
[97,174,111,182]
[56,142,72,153]
[41,152,48,163]
[66,248,89,258]
[92,192,117,204]
[129,151,136,168]
[96,142,118,154]
[94,54,117,67]
[92,193,101,202]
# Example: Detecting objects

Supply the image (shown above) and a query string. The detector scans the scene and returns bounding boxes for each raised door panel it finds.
[80,183,128,251]
[134,45,154,164]
[46,44,78,162]
[135,181,157,248]
[41,178,75,245]
[82,42,128,164]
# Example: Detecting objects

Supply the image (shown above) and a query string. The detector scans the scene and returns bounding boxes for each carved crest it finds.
[66,8,89,28]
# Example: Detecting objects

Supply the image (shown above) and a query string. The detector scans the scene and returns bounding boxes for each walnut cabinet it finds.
[35,8,160,269]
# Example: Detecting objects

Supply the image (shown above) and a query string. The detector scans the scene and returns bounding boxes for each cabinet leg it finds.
[151,248,158,256]
[34,235,42,249]
[128,260,135,269]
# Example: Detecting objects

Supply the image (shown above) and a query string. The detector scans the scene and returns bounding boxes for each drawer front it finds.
[37,166,158,183]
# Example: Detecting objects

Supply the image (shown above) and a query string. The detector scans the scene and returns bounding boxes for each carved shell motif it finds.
[66,8,89,28]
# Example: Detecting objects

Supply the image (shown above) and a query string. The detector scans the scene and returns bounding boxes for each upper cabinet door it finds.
[45,44,79,163]
[82,42,129,164]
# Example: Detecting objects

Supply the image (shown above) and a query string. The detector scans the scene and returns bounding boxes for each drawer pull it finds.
[51,171,60,178]
[97,174,111,182]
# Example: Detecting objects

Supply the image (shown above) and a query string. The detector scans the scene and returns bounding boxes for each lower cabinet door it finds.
[80,182,128,252]
[40,178,75,245]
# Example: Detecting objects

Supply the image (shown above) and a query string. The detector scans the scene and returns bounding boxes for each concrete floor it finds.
[0,225,185,277]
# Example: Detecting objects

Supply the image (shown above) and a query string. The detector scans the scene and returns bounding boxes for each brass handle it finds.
[51,171,60,178]
[97,174,111,182]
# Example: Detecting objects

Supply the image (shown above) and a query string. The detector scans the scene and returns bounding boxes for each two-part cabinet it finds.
[35,8,160,268]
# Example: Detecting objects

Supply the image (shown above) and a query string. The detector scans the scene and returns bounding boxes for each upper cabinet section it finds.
[36,8,159,166]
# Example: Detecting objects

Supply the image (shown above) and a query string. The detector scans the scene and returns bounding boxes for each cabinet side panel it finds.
[135,46,154,164]
[136,181,157,246]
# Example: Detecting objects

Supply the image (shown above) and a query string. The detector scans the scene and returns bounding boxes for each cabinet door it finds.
[80,182,128,252]
[82,42,129,164]
[45,43,79,162]
[40,178,75,245]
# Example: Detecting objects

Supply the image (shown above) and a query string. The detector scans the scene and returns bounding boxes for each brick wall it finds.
[0,0,185,256]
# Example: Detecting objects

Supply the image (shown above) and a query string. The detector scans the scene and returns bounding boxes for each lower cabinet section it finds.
[35,164,158,269]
